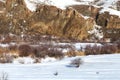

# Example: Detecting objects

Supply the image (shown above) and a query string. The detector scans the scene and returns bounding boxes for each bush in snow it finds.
[0,72,8,80]
[47,48,64,59]
[18,44,33,57]
[0,53,14,63]
[84,44,118,55]
[70,58,83,68]
[32,44,65,59]
[101,44,118,54]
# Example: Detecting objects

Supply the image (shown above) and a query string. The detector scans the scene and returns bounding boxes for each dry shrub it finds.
[116,41,120,52]
[0,47,9,55]
[70,58,83,68]
[101,44,118,54]
[1,35,12,44]
[8,45,18,51]
[66,51,85,57]
[66,51,76,57]
[32,44,65,59]
[18,44,33,57]
[8,45,19,55]
[84,44,118,55]
[32,46,47,58]
[0,72,8,80]
[0,53,14,63]
[0,47,6,54]
[47,48,64,59]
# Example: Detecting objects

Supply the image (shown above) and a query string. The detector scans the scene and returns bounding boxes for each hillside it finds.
[0,0,120,41]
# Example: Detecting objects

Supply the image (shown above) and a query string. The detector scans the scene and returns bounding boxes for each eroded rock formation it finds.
[0,0,120,41]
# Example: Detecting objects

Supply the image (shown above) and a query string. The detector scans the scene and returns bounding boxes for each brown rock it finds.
[28,5,95,40]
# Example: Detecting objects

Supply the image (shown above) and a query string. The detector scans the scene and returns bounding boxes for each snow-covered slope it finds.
[25,0,81,11]
[0,54,120,80]
[25,0,120,16]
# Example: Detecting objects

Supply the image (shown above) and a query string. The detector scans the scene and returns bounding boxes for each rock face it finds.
[0,0,95,40]
[71,5,120,40]
[28,6,94,40]
[0,0,120,41]
[71,5,101,19]
[0,0,31,35]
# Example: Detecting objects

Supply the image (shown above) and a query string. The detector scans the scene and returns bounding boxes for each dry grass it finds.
[18,44,33,57]
[66,51,85,57]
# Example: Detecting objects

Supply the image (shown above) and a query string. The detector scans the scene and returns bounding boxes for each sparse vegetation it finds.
[0,72,8,80]
[84,44,118,55]
[0,53,13,63]
[70,58,83,68]
[18,44,32,57]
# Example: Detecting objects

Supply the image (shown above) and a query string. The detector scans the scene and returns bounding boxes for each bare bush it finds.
[70,58,83,68]
[32,44,65,59]
[18,44,32,57]
[1,35,12,44]
[84,44,118,55]
[8,45,18,51]
[0,53,13,63]
[0,72,8,80]
[47,48,64,59]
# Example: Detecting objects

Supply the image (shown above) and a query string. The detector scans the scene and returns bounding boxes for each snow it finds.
[0,0,5,3]
[0,54,120,80]
[24,0,81,11]
[0,44,9,47]
[41,57,57,63]
[24,0,37,11]
[95,0,120,17]
[100,8,120,17]
[88,25,103,39]
[24,0,120,17]
[13,57,35,64]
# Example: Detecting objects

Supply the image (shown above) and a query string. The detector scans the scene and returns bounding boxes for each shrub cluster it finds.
[18,44,32,57]
[17,44,67,59]
[84,44,118,55]
[32,44,64,59]
[0,53,14,63]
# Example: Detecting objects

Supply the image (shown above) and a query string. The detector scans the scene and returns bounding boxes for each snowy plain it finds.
[0,54,120,80]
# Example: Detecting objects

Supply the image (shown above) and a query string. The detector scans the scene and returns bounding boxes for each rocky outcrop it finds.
[0,0,95,40]
[71,5,120,39]
[0,0,120,41]
[0,0,31,34]
[27,5,94,40]
[71,5,120,29]
[71,5,101,19]
[96,12,120,29]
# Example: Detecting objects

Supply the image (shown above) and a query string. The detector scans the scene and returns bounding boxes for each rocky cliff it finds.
[0,0,120,41]
[0,0,95,40]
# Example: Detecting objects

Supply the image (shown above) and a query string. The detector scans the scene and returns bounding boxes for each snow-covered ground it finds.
[0,54,120,80]
[24,0,120,17]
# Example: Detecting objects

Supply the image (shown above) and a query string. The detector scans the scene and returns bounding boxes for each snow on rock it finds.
[24,0,81,11]
[41,57,57,63]
[24,0,37,11]
[100,8,120,17]
[88,25,103,39]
